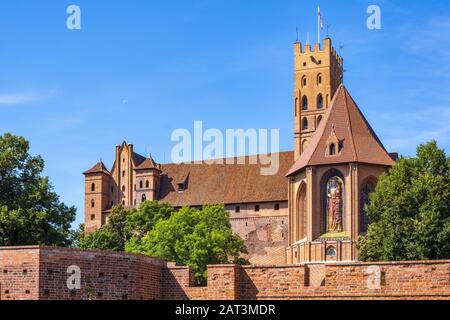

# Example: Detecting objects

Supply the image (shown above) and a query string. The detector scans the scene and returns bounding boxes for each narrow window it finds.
[317,94,323,109]
[142,194,147,203]
[139,181,143,189]
[91,214,95,221]
[330,143,336,156]
[122,200,125,205]
[317,74,323,85]
[317,115,323,126]
[122,170,126,177]
[302,76,307,87]
[146,180,150,188]
[122,185,126,192]
[91,183,95,192]
[255,205,260,212]
[302,96,308,111]
[235,206,241,213]
[91,199,95,208]
[274,204,280,211]
[302,118,309,131]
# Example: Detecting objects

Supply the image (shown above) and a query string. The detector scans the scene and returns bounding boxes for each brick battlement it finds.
[0,246,449,300]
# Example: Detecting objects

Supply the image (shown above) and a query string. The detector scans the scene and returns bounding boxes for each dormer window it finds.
[330,143,337,156]
[178,183,186,193]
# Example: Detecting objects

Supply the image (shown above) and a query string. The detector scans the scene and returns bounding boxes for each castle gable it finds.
[287,85,395,176]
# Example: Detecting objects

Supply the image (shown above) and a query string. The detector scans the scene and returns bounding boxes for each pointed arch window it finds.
[302,118,309,131]
[146,180,150,188]
[329,143,337,156]
[317,115,323,126]
[317,94,323,109]
[302,96,308,111]
[301,76,307,87]
[139,181,143,189]
[360,182,375,233]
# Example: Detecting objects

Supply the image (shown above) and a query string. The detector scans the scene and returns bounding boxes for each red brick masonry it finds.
[0,246,449,300]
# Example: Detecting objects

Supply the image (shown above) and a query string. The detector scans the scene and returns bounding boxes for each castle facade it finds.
[83,38,397,264]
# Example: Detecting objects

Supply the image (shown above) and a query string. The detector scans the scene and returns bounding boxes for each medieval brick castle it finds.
[83,38,398,265]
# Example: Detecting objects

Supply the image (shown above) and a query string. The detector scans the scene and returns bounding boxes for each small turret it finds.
[83,162,112,234]
[134,156,161,205]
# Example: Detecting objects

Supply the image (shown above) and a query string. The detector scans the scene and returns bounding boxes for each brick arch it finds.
[320,169,346,235]
[359,175,378,233]
[295,182,308,242]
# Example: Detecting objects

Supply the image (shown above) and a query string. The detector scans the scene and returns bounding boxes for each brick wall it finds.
[1,246,449,300]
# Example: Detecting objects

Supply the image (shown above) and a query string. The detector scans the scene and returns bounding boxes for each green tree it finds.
[126,205,248,285]
[0,133,76,246]
[78,226,122,251]
[358,141,450,261]
[79,202,173,251]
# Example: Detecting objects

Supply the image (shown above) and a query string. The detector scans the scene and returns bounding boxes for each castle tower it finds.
[83,162,112,234]
[134,156,162,205]
[294,38,344,160]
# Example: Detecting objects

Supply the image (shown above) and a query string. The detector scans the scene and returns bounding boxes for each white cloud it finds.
[0,93,43,105]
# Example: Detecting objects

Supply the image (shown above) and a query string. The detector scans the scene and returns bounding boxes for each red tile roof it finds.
[83,162,111,175]
[134,156,160,171]
[158,152,294,207]
[287,85,395,176]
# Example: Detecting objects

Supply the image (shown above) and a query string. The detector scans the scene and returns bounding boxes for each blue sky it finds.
[0,0,449,227]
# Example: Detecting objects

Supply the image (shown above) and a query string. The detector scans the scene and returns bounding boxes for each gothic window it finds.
[91,183,95,192]
[91,199,95,208]
[302,96,308,111]
[326,246,337,257]
[321,172,345,234]
[142,194,147,203]
[317,94,323,109]
[302,118,309,131]
[329,143,336,156]
[301,76,307,87]
[317,115,323,126]
[302,140,309,152]
[122,185,126,192]
[146,180,150,188]
[360,183,375,233]
[139,181,143,189]
[317,74,323,85]
[298,183,307,240]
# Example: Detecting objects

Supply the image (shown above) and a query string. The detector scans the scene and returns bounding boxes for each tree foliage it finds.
[358,141,450,261]
[126,205,248,284]
[0,133,76,246]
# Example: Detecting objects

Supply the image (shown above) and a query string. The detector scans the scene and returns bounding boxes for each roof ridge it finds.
[343,87,358,161]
